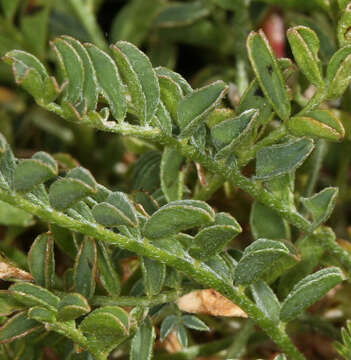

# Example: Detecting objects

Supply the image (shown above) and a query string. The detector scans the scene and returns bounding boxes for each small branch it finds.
[0,188,305,359]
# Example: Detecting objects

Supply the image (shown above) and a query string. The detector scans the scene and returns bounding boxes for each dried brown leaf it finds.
[177,289,247,317]
[0,258,33,281]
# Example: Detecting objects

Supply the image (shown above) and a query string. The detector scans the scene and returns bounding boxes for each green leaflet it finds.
[191,224,241,259]
[178,80,228,137]
[181,315,209,331]
[140,257,166,297]
[0,141,16,189]
[287,26,324,87]
[250,280,280,324]
[57,293,90,321]
[154,1,210,28]
[3,50,48,79]
[49,167,97,210]
[28,306,56,323]
[52,38,84,105]
[97,241,121,296]
[160,147,184,202]
[113,41,160,125]
[112,44,146,123]
[73,237,97,299]
[234,239,299,285]
[211,109,258,159]
[92,191,138,227]
[280,267,345,322]
[153,101,173,136]
[14,152,58,192]
[3,50,61,104]
[160,315,178,341]
[130,317,155,360]
[158,75,183,126]
[155,67,193,95]
[63,36,99,112]
[68,201,95,223]
[50,224,78,259]
[250,202,290,240]
[0,312,40,344]
[0,291,25,316]
[79,306,129,345]
[142,200,215,239]
[9,283,60,312]
[255,137,314,180]
[176,324,188,348]
[28,233,55,289]
[326,45,351,99]
[288,109,345,141]
[300,187,338,229]
[247,30,291,121]
[85,43,127,122]
[0,200,34,227]
[237,80,273,128]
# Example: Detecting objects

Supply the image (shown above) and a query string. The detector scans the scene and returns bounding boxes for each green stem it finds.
[66,0,108,52]
[0,187,305,360]
[91,290,180,307]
